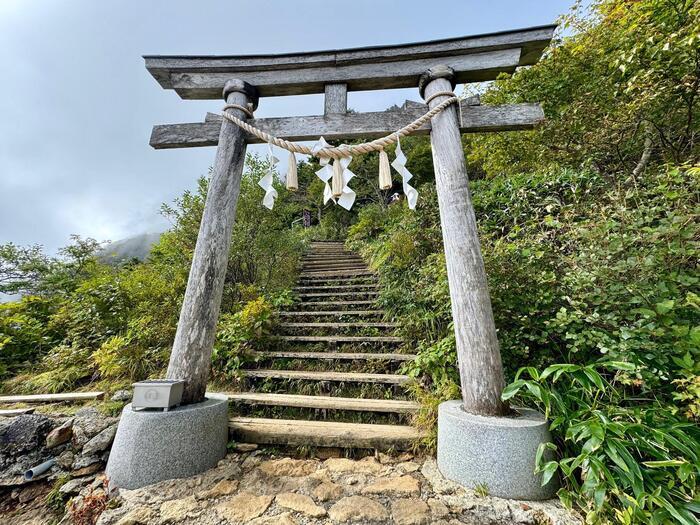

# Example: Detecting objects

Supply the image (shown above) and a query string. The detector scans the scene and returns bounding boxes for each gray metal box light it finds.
[132,380,184,411]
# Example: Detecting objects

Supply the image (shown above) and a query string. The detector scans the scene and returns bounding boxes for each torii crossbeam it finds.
[145,25,556,412]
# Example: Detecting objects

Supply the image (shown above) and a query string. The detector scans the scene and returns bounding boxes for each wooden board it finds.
[229,417,424,449]
[279,310,384,317]
[300,270,374,278]
[150,102,544,149]
[0,391,105,404]
[0,407,36,416]
[241,369,410,384]
[295,301,376,307]
[277,335,402,343]
[145,25,555,98]
[227,393,419,413]
[298,291,379,298]
[294,284,379,291]
[279,322,395,328]
[250,351,415,361]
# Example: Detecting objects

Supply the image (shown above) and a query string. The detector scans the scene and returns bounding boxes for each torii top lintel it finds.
[144,25,556,99]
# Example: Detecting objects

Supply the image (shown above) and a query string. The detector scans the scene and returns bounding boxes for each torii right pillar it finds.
[420,65,557,500]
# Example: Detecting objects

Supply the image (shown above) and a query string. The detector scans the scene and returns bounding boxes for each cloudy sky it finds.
[0,0,573,254]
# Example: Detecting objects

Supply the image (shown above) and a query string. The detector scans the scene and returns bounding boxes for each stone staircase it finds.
[228,241,425,450]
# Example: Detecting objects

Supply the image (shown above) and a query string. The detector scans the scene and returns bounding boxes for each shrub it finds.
[504,362,699,524]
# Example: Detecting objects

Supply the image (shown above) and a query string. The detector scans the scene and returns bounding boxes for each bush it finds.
[504,362,699,524]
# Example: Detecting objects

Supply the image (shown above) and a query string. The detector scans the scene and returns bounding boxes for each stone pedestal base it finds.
[437,400,557,500]
[106,393,228,490]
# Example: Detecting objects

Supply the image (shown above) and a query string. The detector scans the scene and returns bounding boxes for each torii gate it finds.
[145,26,555,418]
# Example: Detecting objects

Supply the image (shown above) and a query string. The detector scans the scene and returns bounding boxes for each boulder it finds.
[0,415,53,460]
[111,390,132,402]
[46,419,73,449]
[82,424,117,456]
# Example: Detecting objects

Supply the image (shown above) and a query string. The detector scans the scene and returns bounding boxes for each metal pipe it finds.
[24,458,55,480]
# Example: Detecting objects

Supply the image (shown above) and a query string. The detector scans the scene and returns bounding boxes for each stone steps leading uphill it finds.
[227,240,425,450]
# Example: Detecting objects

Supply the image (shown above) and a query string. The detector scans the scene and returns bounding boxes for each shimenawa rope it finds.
[220,93,461,160]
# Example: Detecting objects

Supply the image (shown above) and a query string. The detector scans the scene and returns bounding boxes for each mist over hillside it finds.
[99,232,162,264]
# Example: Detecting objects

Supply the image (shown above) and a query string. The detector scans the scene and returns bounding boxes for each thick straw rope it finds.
[220,93,460,160]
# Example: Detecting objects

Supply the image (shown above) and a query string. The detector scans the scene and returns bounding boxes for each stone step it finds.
[227,392,419,413]
[250,351,415,361]
[298,291,379,298]
[294,284,379,291]
[279,322,396,328]
[229,418,423,450]
[279,310,385,317]
[301,265,368,272]
[276,335,402,343]
[241,369,410,384]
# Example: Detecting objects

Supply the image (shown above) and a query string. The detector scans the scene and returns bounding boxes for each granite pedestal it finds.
[437,400,557,500]
[106,393,228,490]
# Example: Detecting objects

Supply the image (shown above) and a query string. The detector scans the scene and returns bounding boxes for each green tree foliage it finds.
[0,161,307,390]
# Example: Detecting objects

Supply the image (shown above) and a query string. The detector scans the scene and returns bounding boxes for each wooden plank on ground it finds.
[241,369,410,384]
[279,322,395,328]
[227,393,419,413]
[0,392,105,404]
[250,351,415,361]
[278,310,384,317]
[277,335,402,343]
[0,407,36,416]
[229,417,424,449]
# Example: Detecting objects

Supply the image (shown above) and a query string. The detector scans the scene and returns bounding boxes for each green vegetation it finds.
[1,0,697,522]
[0,158,307,393]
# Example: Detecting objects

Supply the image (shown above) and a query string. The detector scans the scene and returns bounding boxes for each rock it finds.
[56,450,75,469]
[72,462,103,477]
[421,459,460,495]
[73,454,101,470]
[111,390,132,402]
[428,498,450,518]
[59,476,94,495]
[257,458,317,477]
[324,458,383,474]
[232,443,258,452]
[46,419,73,448]
[391,498,431,525]
[398,461,421,473]
[159,495,200,523]
[313,481,343,502]
[276,492,327,517]
[196,479,238,500]
[0,414,53,458]
[72,408,113,447]
[115,506,155,525]
[82,424,117,456]
[216,492,274,523]
[17,482,48,503]
[328,496,389,523]
[248,512,297,525]
[361,475,421,496]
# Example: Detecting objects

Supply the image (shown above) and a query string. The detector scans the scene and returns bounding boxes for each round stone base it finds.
[437,400,557,500]
[106,393,228,490]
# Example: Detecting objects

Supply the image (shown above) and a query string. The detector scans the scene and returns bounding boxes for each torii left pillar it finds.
[166,79,258,405]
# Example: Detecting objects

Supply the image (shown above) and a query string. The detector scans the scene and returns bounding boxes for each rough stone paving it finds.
[75,450,580,525]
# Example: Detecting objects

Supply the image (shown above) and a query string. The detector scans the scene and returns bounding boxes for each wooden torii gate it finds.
[146,25,555,415]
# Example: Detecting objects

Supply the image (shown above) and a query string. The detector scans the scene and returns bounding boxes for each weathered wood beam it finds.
[0,391,105,403]
[144,25,556,99]
[150,100,543,149]
[324,83,348,115]
[160,49,521,99]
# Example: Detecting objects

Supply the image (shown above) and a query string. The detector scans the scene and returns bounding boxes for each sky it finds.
[0,0,574,254]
